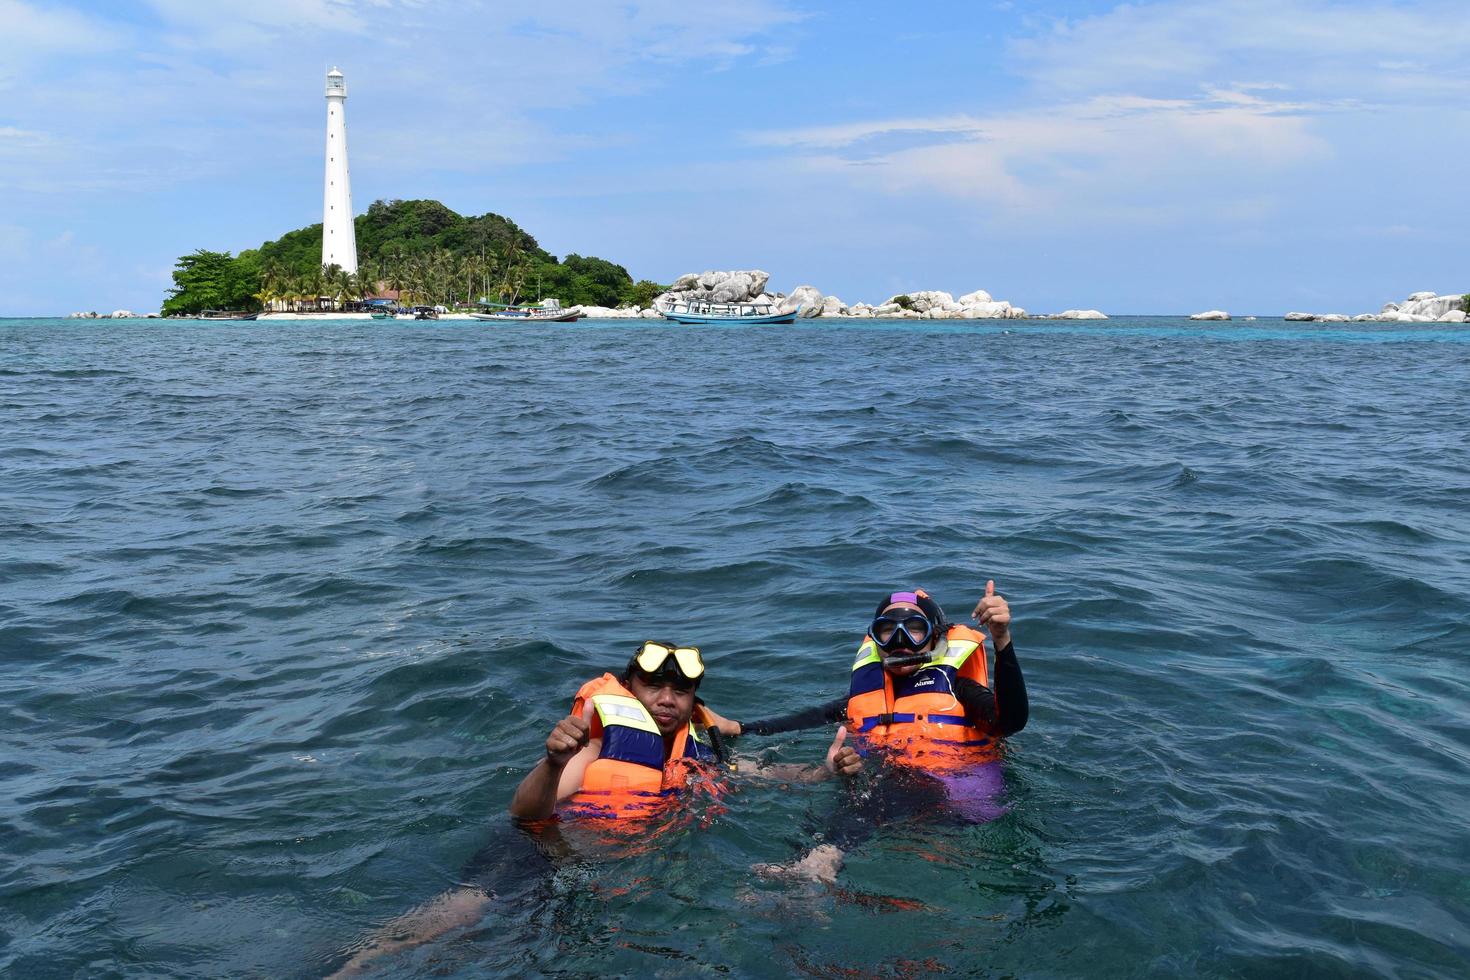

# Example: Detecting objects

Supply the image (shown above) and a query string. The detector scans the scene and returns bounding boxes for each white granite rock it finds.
[820,295,847,316]
[879,290,954,313]
[780,285,825,318]
[1438,310,1466,323]
[1352,314,1378,322]
[1407,291,1437,302]
[1189,310,1230,320]
[873,302,903,316]
[1284,312,1315,321]
[1398,293,1465,319]
[1057,309,1108,319]
[1317,314,1351,322]
[963,301,1016,318]
[664,270,771,307]
[957,289,993,306]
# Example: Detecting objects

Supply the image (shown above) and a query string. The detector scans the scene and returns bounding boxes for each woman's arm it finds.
[991,640,1027,735]
[954,641,1027,736]
[738,726,863,783]
[705,697,848,737]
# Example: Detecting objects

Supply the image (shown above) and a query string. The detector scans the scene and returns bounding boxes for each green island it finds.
[162,198,667,315]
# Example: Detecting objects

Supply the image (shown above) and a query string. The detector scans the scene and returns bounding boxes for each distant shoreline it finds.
[9,311,1463,324]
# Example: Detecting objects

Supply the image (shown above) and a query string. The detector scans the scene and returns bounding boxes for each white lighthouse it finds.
[321,67,358,273]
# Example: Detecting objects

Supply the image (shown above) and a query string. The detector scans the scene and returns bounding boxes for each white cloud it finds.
[0,126,54,148]
[751,90,1332,226]
[1,0,805,193]
[746,1,1470,232]
[0,0,122,87]
[1007,0,1470,106]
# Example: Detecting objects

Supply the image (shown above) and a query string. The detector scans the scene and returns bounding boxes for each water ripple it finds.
[1,316,1468,976]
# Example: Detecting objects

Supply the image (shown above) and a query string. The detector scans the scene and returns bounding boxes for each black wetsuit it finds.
[738,640,1028,738]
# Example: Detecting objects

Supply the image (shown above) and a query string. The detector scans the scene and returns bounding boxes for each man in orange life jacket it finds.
[707,582,1027,821]
[332,643,858,977]
[510,641,864,821]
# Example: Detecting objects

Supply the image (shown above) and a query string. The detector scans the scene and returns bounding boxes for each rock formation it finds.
[1285,291,1467,323]
[781,285,825,318]
[1189,311,1230,320]
[652,271,1030,319]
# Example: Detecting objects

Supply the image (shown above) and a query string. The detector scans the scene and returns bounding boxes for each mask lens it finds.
[672,646,705,679]
[872,611,932,650]
[636,642,673,673]
[900,616,930,642]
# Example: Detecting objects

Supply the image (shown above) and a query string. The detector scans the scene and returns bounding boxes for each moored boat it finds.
[658,300,798,325]
[470,300,585,323]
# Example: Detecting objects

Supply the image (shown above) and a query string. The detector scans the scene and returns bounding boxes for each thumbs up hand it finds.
[825,726,862,777]
[971,579,1012,649]
[545,703,594,769]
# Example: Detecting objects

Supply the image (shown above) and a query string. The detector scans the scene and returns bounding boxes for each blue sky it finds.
[3,0,1468,315]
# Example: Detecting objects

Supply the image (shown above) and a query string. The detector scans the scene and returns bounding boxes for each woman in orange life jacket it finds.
[705,582,1027,824]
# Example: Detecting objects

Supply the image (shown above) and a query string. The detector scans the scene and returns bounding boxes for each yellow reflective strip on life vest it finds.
[934,638,979,670]
[852,639,882,671]
[591,694,661,735]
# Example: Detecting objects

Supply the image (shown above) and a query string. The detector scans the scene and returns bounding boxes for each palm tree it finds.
[307,266,327,311]
[386,262,408,311]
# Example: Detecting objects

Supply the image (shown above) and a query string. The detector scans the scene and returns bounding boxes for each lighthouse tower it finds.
[321,67,357,273]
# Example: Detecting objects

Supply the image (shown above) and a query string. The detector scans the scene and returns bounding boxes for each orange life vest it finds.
[845,625,998,771]
[561,673,719,820]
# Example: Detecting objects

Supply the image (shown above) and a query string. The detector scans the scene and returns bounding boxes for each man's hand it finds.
[971,579,1012,649]
[825,726,862,777]
[545,705,592,769]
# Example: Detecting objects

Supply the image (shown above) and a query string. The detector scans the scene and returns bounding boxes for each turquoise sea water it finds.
[2,315,1468,978]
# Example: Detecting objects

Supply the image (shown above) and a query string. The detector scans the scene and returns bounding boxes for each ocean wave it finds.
[5,317,1470,977]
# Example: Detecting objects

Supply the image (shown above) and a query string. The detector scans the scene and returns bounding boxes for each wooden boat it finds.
[470,301,585,323]
[369,310,396,320]
[199,310,260,321]
[658,300,798,325]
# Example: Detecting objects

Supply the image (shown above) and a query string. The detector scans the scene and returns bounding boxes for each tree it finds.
[623,279,669,308]
[161,199,661,315]
[162,249,257,315]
